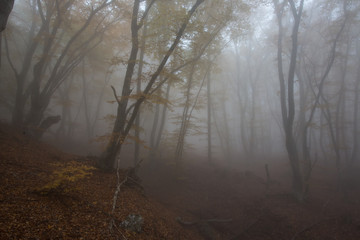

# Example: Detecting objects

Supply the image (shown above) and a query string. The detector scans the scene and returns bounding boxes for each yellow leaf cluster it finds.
[37,161,95,195]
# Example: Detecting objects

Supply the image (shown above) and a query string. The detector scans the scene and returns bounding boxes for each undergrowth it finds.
[36,161,95,195]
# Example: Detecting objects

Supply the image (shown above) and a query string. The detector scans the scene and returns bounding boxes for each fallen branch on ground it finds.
[109,159,144,235]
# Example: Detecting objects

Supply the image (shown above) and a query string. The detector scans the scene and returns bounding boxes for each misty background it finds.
[1,0,360,199]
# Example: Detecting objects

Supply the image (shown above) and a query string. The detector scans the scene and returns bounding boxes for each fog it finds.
[1,0,360,214]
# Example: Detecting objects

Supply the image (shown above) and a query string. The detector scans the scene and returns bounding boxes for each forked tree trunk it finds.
[99,0,205,170]
[7,0,111,138]
[273,0,305,200]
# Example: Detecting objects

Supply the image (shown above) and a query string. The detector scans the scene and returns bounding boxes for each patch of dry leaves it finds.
[0,123,201,239]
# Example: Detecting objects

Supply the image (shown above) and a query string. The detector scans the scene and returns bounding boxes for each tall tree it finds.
[207,62,213,164]
[133,0,149,167]
[351,51,360,164]
[4,0,117,138]
[99,0,205,170]
[273,0,305,200]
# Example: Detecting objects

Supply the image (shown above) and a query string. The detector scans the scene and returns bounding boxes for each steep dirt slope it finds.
[0,123,201,239]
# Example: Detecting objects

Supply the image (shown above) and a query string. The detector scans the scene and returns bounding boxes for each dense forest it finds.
[1,0,360,239]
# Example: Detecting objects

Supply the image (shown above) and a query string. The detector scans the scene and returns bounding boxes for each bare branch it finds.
[137,0,156,29]
[37,0,46,23]
[122,0,205,138]
[111,86,120,105]
[149,23,222,95]
[3,32,18,77]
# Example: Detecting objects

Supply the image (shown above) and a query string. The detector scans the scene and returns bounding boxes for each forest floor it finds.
[0,123,202,240]
[139,156,360,240]
[1,122,360,239]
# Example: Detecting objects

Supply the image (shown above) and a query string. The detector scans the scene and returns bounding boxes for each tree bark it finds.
[175,64,195,165]
[301,14,347,193]
[151,82,171,160]
[0,0,14,32]
[273,0,305,200]
[6,0,112,136]
[134,9,147,167]
[100,0,205,170]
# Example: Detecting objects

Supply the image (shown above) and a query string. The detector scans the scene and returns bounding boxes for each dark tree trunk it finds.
[6,0,111,138]
[0,0,14,32]
[34,115,61,139]
[273,0,305,200]
[99,0,205,170]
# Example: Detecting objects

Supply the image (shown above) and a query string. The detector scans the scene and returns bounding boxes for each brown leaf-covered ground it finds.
[0,124,202,239]
[1,122,360,239]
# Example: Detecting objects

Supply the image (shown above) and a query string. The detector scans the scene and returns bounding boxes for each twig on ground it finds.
[109,158,144,234]
[112,221,128,240]
[109,167,128,233]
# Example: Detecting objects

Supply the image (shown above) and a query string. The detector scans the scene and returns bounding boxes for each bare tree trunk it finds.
[82,61,92,140]
[175,64,195,165]
[220,100,232,165]
[207,64,212,164]
[335,39,350,164]
[56,77,74,138]
[100,0,142,169]
[134,25,147,167]
[0,33,2,69]
[295,66,306,157]
[0,0,15,32]
[149,92,161,160]
[175,59,211,166]
[273,0,305,200]
[100,0,205,170]
[245,40,261,158]
[6,0,111,136]
[3,1,39,126]
[134,0,149,167]
[302,16,346,194]
[320,94,343,181]
[233,42,249,156]
[336,76,347,162]
[211,97,231,164]
[319,110,328,163]
[151,81,171,161]
[351,61,360,164]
